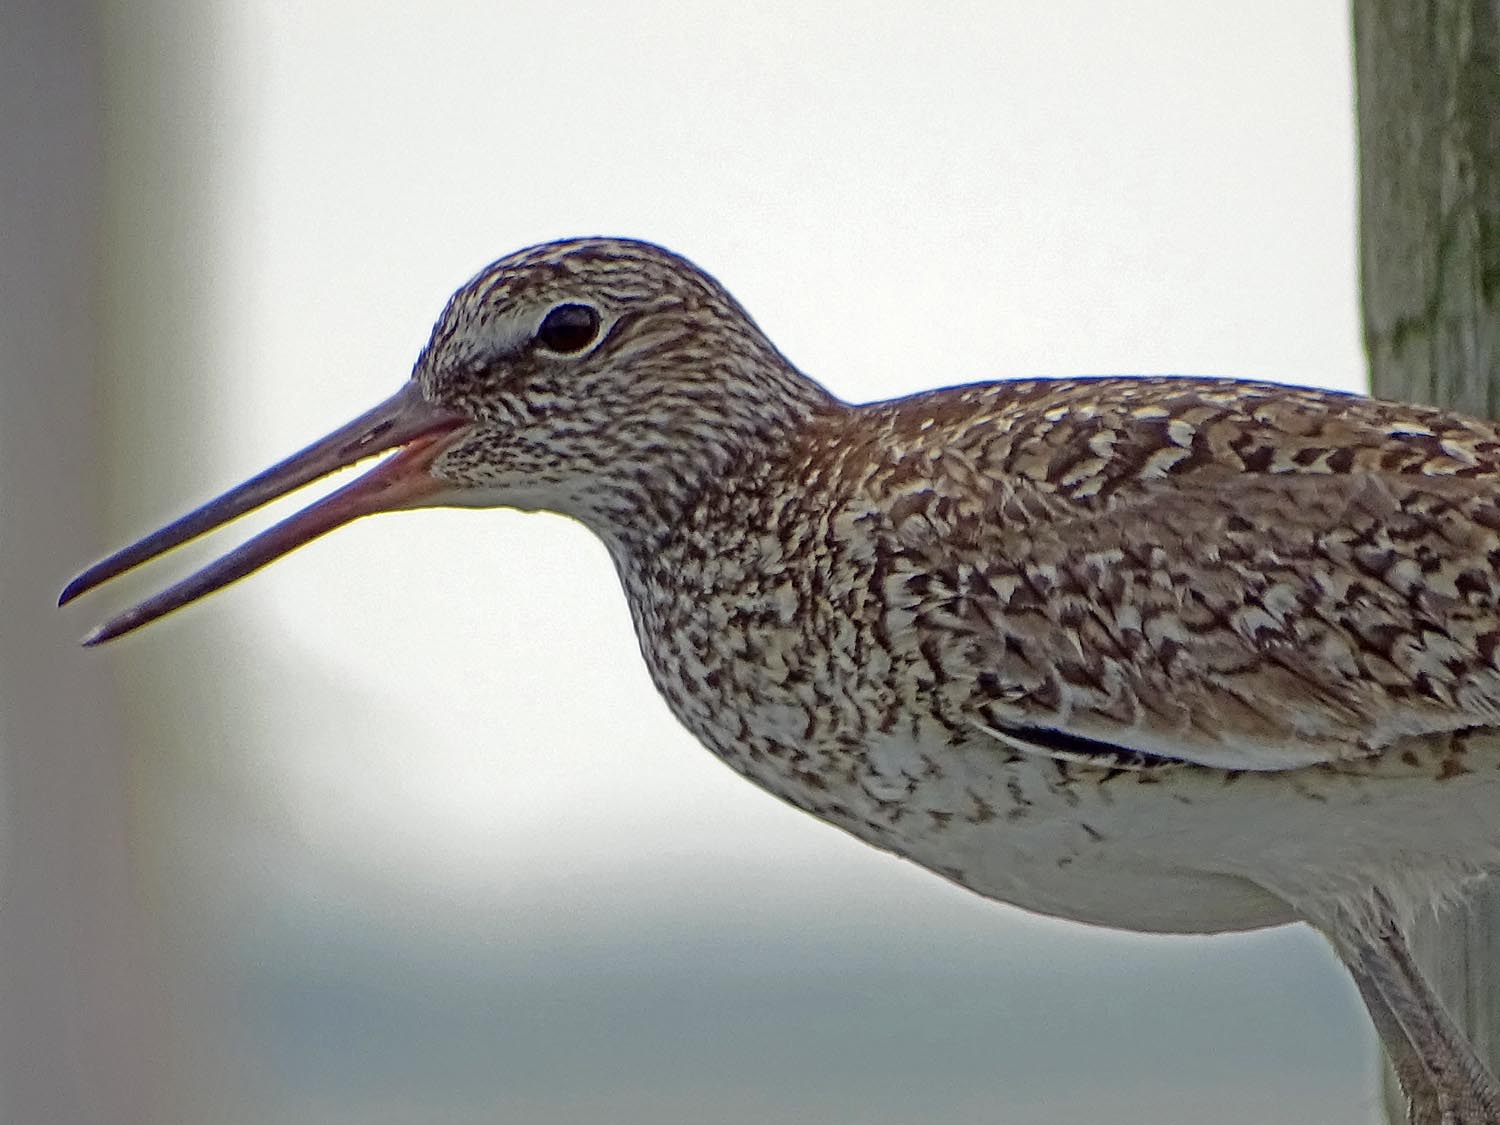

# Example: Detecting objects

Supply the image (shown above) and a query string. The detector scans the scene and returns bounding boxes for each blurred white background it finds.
[7,2,1379,1122]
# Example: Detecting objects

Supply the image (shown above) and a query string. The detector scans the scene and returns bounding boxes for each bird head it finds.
[61,237,831,642]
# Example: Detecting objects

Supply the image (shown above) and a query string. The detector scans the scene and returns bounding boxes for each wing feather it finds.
[865,378,1500,772]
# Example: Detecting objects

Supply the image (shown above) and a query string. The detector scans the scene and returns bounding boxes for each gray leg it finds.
[1345,952,1444,1124]
[1326,895,1500,1124]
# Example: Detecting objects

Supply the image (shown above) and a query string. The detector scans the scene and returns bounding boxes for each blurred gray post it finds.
[0,2,168,1123]
[1353,0,1500,1120]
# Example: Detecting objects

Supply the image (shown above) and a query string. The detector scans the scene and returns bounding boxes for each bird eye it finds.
[535,303,602,354]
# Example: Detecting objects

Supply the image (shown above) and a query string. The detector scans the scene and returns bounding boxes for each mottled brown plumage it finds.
[62,237,1500,1121]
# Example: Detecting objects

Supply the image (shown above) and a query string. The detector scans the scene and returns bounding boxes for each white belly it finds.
[731,728,1500,936]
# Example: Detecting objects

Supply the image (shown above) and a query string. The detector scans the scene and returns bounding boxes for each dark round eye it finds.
[536,303,602,354]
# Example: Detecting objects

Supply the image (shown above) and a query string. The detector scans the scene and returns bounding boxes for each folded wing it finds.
[864,377,1500,773]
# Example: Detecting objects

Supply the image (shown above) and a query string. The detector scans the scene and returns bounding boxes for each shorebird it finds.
[62,237,1500,1122]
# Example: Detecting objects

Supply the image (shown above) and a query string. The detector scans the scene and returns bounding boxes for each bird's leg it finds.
[1365,917,1500,1124]
[1328,894,1500,1124]
[1344,952,1444,1123]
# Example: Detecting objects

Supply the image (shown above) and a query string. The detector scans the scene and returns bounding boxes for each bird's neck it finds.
[577,362,845,562]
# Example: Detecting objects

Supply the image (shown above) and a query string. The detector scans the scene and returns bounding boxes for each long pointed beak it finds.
[60,381,470,644]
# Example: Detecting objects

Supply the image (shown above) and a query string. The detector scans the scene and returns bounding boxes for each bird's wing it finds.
[865,377,1500,773]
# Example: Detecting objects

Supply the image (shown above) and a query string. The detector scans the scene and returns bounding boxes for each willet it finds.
[63,237,1500,1121]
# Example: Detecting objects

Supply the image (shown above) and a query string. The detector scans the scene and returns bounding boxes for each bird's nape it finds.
[60,381,469,643]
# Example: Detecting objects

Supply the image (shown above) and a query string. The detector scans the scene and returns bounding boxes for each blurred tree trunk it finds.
[1353,0,1500,1120]
[0,4,167,1123]
[0,2,245,1121]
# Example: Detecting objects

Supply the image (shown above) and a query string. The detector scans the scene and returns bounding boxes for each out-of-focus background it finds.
[6,3,1380,1123]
